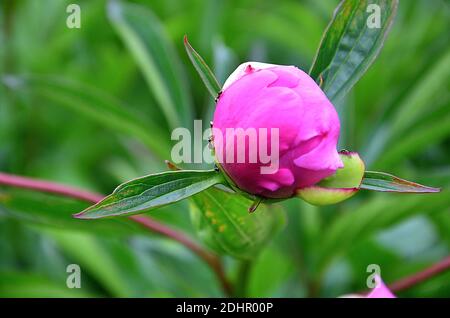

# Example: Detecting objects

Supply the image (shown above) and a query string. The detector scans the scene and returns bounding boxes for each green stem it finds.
[234,260,252,297]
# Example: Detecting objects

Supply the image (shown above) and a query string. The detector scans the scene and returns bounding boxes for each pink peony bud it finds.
[213,62,344,199]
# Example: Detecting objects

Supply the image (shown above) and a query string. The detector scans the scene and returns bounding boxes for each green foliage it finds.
[0,188,149,235]
[315,190,450,278]
[77,170,224,219]
[190,188,285,260]
[0,272,95,297]
[309,0,398,103]
[2,74,169,158]
[107,0,192,129]
[360,171,441,193]
[0,0,448,298]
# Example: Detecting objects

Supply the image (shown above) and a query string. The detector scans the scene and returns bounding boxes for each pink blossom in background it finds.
[367,276,396,298]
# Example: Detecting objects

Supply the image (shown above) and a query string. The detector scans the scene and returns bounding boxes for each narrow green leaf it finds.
[46,230,147,297]
[375,113,450,169]
[360,171,441,193]
[247,246,296,297]
[184,35,221,99]
[190,188,285,260]
[388,50,450,139]
[1,75,169,159]
[203,40,238,122]
[76,170,224,219]
[365,50,450,166]
[108,0,192,129]
[309,0,398,102]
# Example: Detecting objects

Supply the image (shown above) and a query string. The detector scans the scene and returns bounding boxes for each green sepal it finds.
[297,151,365,206]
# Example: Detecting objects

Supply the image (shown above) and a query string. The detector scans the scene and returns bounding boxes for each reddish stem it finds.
[0,172,103,203]
[0,172,233,296]
[388,256,450,293]
[129,215,232,295]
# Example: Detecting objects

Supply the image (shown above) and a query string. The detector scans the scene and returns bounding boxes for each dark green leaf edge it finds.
[184,35,222,99]
[360,171,441,193]
[74,170,225,219]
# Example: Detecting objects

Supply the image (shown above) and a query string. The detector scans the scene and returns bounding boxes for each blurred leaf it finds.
[1,75,169,159]
[0,189,148,236]
[212,40,238,85]
[233,3,323,59]
[366,50,450,165]
[247,246,296,297]
[131,238,223,297]
[360,171,441,193]
[309,0,398,102]
[77,170,224,219]
[375,216,443,259]
[430,210,450,246]
[0,217,68,279]
[204,39,237,122]
[108,0,192,129]
[184,35,221,99]
[46,230,151,297]
[388,49,450,140]
[374,106,450,169]
[46,229,222,297]
[0,272,95,298]
[190,187,285,260]
[315,190,450,277]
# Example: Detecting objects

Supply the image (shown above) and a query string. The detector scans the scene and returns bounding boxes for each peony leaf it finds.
[184,35,222,99]
[309,0,398,103]
[190,188,285,260]
[360,171,441,193]
[75,170,224,219]
[107,0,192,129]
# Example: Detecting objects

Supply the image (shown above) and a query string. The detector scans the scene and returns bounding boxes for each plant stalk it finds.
[388,256,450,293]
[0,171,233,296]
[234,260,252,297]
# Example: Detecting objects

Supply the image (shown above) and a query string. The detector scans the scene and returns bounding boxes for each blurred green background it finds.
[0,0,449,297]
